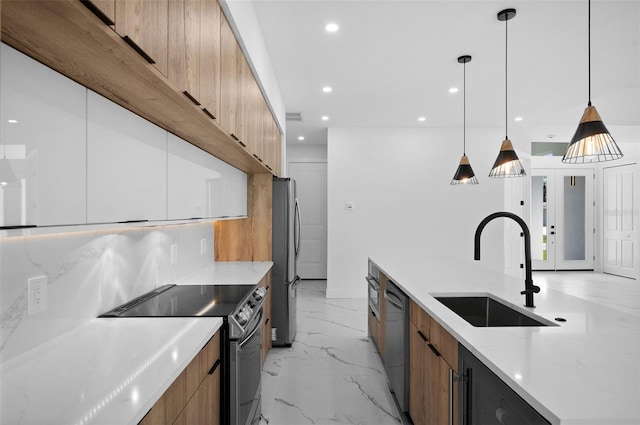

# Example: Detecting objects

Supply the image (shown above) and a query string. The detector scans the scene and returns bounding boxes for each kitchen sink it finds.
[434,295,555,327]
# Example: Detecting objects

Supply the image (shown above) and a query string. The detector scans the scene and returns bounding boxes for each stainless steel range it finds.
[100,283,266,425]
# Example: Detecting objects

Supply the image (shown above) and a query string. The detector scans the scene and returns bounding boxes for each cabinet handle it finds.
[208,358,221,375]
[81,0,115,25]
[0,225,37,230]
[231,134,246,147]
[417,330,428,342]
[118,219,149,224]
[202,108,216,120]
[448,369,464,425]
[122,36,155,65]
[183,91,201,106]
[428,343,441,357]
[264,318,269,325]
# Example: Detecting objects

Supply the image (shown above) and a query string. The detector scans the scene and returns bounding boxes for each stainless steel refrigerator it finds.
[271,177,301,347]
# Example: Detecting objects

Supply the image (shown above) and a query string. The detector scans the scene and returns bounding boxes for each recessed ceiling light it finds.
[322,86,332,93]
[321,116,329,121]
[7,119,18,124]
[418,117,426,122]
[325,23,339,33]
[514,116,523,122]
[449,87,459,94]
[298,136,305,141]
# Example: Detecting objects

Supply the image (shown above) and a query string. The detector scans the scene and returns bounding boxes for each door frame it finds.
[287,159,328,279]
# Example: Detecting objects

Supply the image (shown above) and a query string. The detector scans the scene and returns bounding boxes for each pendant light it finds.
[489,8,526,178]
[451,55,478,185]
[562,0,622,163]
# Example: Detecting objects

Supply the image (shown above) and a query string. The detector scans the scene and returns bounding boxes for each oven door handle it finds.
[366,276,379,291]
[239,308,264,348]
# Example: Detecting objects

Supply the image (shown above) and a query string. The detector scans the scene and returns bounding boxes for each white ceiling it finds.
[251,0,640,146]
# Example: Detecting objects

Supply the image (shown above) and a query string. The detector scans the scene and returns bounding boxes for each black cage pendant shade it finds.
[451,55,478,185]
[489,8,526,178]
[562,0,622,164]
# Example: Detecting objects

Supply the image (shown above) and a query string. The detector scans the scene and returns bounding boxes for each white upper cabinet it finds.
[220,161,248,218]
[168,133,247,219]
[0,44,87,227]
[87,91,167,223]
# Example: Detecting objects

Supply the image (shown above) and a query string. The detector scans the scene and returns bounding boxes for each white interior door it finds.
[289,161,327,279]
[531,168,594,270]
[603,164,638,279]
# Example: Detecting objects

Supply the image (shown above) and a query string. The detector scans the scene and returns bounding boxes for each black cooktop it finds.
[100,284,255,318]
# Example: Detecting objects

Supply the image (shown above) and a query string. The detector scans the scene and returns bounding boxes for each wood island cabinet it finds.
[409,300,459,425]
[139,331,221,425]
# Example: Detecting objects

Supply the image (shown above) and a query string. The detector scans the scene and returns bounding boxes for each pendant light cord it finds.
[588,0,592,106]
[463,61,466,155]
[505,16,509,139]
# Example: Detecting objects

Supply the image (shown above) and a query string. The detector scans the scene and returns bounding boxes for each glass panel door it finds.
[531,171,555,270]
[531,168,593,270]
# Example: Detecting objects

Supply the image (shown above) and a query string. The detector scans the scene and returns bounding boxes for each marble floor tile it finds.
[268,375,402,425]
[260,280,405,425]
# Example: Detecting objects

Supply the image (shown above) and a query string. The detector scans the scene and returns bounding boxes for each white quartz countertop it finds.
[370,253,640,425]
[0,261,273,425]
[177,261,273,285]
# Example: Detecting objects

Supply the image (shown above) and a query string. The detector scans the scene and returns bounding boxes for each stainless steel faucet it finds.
[474,212,540,308]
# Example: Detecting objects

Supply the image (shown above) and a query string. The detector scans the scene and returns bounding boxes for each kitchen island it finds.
[370,252,640,425]
[0,261,272,425]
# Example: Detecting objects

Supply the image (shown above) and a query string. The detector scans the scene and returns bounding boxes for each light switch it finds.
[345,202,355,210]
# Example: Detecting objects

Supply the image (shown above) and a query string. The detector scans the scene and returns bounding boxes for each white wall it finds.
[327,127,516,298]
[287,144,327,177]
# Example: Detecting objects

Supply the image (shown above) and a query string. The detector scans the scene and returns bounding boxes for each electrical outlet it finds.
[170,244,178,265]
[28,276,47,315]
[200,238,207,255]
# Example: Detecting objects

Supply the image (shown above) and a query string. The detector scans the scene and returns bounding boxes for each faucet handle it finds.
[521,285,541,295]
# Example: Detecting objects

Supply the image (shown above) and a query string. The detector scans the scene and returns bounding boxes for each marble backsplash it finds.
[0,221,216,362]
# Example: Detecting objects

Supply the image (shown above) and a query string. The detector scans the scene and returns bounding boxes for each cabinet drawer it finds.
[409,300,430,336]
[429,316,458,372]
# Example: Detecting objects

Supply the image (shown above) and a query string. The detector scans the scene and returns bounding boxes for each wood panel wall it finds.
[214,173,272,261]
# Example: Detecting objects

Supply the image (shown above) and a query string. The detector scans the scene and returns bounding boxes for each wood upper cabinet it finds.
[168,0,200,102]
[409,300,459,425]
[235,50,251,145]
[139,331,220,425]
[115,0,169,76]
[219,13,238,138]
[199,0,221,120]
[83,0,116,25]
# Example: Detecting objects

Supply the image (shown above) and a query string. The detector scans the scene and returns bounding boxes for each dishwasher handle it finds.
[384,288,405,311]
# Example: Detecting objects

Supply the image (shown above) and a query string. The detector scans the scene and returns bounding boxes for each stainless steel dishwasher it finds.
[384,279,409,412]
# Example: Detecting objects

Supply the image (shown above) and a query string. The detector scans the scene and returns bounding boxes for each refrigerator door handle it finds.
[287,275,301,287]
[294,199,302,258]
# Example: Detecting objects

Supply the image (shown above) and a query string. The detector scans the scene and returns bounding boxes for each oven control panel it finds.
[229,286,267,339]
